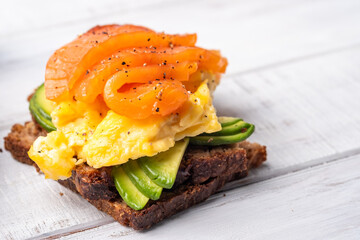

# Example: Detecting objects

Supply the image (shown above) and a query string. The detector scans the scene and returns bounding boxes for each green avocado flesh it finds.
[112,166,149,210]
[123,160,163,200]
[203,120,250,136]
[138,138,189,189]
[29,84,56,132]
[112,117,255,210]
[189,118,255,146]
[112,138,189,210]
[217,116,242,127]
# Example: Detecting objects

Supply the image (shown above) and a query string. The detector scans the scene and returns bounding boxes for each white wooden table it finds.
[1,0,359,239]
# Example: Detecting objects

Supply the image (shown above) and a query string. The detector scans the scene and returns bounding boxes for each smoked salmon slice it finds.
[104,79,189,119]
[103,63,196,119]
[73,47,226,103]
[45,25,197,101]
[44,24,228,119]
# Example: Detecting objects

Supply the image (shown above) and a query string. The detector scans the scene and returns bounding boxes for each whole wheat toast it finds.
[4,121,266,230]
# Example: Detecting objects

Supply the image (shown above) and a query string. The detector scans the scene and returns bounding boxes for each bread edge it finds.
[4,121,267,230]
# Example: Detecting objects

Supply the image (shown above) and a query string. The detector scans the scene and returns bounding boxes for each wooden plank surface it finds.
[1,0,360,239]
[2,0,360,74]
[1,44,359,239]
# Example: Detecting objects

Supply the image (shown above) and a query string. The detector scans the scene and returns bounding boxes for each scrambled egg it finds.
[28,81,221,180]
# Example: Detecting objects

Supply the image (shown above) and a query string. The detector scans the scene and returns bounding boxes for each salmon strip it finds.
[103,64,195,119]
[104,80,188,119]
[45,25,197,101]
[73,47,226,103]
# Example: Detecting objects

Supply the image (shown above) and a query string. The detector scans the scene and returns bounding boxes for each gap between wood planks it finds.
[0,0,314,38]
[225,42,360,78]
[28,149,360,240]
[0,0,182,38]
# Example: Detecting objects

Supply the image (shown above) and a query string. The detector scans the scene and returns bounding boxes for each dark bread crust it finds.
[4,122,46,169]
[59,171,248,230]
[4,121,267,230]
[70,146,248,201]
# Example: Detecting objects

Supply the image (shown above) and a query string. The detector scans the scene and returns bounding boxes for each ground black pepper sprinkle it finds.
[155,107,160,112]
[122,62,126,65]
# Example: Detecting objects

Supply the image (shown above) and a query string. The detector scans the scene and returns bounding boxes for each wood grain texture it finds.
[0,0,176,36]
[2,0,360,75]
[59,155,360,240]
[1,0,360,239]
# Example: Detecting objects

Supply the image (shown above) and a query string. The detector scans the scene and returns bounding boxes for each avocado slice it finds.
[218,116,242,127]
[33,84,54,120]
[190,121,255,146]
[123,160,163,200]
[29,84,56,132]
[112,166,149,210]
[203,120,250,136]
[138,138,189,189]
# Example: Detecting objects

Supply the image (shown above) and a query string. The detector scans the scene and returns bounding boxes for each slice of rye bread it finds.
[4,121,267,230]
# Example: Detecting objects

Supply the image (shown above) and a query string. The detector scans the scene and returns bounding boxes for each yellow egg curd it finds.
[28,81,221,180]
